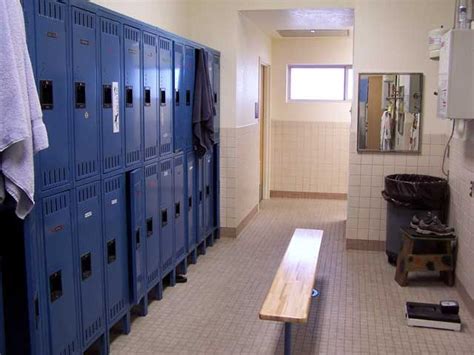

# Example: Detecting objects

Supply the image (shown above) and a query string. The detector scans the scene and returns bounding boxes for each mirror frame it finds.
[356,72,424,154]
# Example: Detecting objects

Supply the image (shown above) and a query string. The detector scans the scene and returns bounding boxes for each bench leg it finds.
[284,323,292,355]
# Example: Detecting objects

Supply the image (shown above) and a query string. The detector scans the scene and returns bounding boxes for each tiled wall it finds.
[271,121,350,194]
[447,121,474,299]
[220,127,237,229]
[346,132,447,243]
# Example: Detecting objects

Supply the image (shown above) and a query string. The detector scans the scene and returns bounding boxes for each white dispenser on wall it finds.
[437,29,474,119]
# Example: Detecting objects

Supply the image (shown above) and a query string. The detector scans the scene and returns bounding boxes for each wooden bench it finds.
[259,228,323,355]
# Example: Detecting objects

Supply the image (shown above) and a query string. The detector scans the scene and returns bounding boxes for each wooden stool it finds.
[395,227,455,287]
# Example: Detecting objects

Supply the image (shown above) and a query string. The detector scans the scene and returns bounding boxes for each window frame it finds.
[287,64,353,102]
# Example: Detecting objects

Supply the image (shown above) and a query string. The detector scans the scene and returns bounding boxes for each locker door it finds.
[184,46,196,150]
[145,163,160,288]
[159,37,173,156]
[212,144,220,230]
[127,168,146,304]
[35,0,71,190]
[212,55,220,142]
[196,156,204,243]
[103,175,129,325]
[75,182,105,348]
[203,151,213,235]
[186,151,196,251]
[71,7,99,180]
[100,17,123,174]
[173,43,185,152]
[124,25,142,167]
[42,192,80,355]
[143,32,158,161]
[159,159,174,274]
[174,155,185,261]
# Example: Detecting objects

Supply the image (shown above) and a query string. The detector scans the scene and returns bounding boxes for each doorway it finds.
[259,61,270,202]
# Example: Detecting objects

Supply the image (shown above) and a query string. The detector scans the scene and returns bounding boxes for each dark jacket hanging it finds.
[192,49,215,158]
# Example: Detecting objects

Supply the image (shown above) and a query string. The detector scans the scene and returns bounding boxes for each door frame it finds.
[258,58,271,200]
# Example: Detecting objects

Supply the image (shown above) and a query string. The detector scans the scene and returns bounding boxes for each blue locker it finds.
[75,182,105,348]
[196,156,204,243]
[212,55,220,142]
[173,42,185,152]
[71,7,99,180]
[159,37,173,156]
[145,163,160,288]
[35,0,72,191]
[159,159,174,274]
[143,32,159,161]
[124,25,142,167]
[127,168,146,304]
[203,150,213,235]
[42,191,80,355]
[174,155,186,261]
[102,175,130,326]
[186,151,196,252]
[212,144,220,230]
[0,256,5,355]
[184,46,196,150]
[100,17,124,174]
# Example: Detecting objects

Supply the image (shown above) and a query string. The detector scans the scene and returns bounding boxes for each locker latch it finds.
[188,196,192,209]
[144,87,151,106]
[160,88,166,106]
[39,80,53,110]
[103,85,112,108]
[49,270,63,302]
[161,208,168,227]
[107,239,117,264]
[206,185,210,196]
[175,89,180,106]
[126,86,133,107]
[199,191,203,202]
[175,202,181,218]
[214,92,217,104]
[135,228,141,248]
[75,82,86,108]
[186,90,191,106]
[146,217,153,237]
[34,295,40,329]
[81,252,92,281]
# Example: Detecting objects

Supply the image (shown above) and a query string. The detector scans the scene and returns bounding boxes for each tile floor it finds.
[110,198,474,354]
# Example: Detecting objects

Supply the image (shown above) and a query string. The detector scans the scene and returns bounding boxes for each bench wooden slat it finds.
[259,228,323,324]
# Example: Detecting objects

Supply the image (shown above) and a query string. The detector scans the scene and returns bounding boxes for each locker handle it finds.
[107,239,117,264]
[126,86,133,107]
[206,185,210,196]
[75,82,86,108]
[146,217,153,237]
[135,228,141,249]
[34,295,40,329]
[214,92,217,104]
[81,252,92,281]
[186,90,191,106]
[49,270,63,302]
[39,80,53,110]
[199,191,203,202]
[103,84,112,108]
[175,202,181,218]
[160,88,166,106]
[175,89,180,106]
[161,208,168,227]
[144,87,151,106]
[188,196,192,209]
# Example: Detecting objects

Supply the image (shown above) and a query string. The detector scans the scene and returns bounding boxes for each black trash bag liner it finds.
[381,174,448,210]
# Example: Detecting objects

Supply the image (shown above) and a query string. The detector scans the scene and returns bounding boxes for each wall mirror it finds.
[357,73,423,152]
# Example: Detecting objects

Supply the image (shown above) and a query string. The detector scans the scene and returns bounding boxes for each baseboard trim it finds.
[346,238,385,251]
[221,204,259,239]
[270,190,347,200]
[456,277,474,317]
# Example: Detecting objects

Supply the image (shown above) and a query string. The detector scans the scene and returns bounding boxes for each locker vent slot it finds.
[145,146,157,159]
[38,0,64,21]
[124,26,139,42]
[161,161,171,172]
[160,143,171,155]
[77,160,97,179]
[104,154,121,171]
[177,246,185,257]
[163,258,172,271]
[101,18,119,36]
[85,317,102,342]
[73,8,94,29]
[104,176,121,193]
[44,193,68,215]
[144,87,151,106]
[59,340,76,355]
[144,33,156,47]
[126,150,140,164]
[39,80,53,110]
[81,253,92,280]
[109,299,126,320]
[174,157,183,166]
[78,183,98,202]
[147,269,159,284]
[159,39,170,51]
[49,270,63,302]
[43,168,68,189]
[107,239,117,264]
[145,164,157,177]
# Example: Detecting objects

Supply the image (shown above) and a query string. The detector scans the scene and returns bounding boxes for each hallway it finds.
[111,199,474,354]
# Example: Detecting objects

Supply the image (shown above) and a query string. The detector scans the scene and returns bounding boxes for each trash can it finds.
[382,174,448,265]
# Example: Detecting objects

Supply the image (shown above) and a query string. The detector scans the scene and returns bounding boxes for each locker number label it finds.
[112,82,120,133]
[84,211,93,218]
[111,199,118,205]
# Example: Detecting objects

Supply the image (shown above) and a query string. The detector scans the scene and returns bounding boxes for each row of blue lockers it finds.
[1,147,220,355]
[21,0,220,195]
